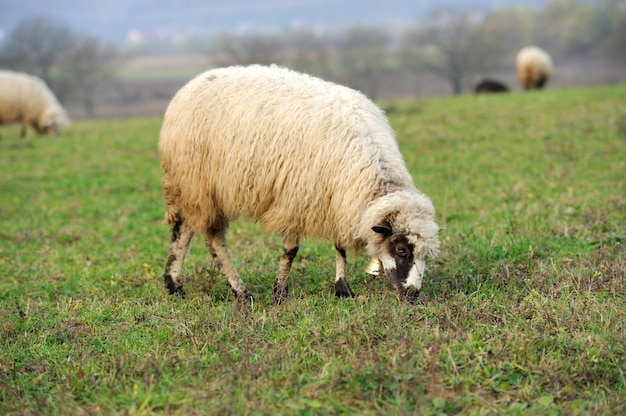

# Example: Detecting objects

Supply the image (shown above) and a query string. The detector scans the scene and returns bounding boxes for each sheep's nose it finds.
[401,286,420,303]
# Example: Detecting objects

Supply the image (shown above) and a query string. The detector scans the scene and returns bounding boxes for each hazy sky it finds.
[1,0,544,44]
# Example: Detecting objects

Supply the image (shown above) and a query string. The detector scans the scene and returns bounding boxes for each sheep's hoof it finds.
[334,278,355,298]
[165,275,186,298]
[272,283,289,305]
[399,287,420,304]
[234,289,254,305]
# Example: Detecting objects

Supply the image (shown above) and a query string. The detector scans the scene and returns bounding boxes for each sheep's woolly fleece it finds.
[0,70,70,136]
[516,46,553,90]
[159,64,437,255]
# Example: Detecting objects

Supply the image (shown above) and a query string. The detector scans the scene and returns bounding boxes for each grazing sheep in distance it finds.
[0,70,70,138]
[158,64,441,304]
[516,46,553,90]
[474,79,509,94]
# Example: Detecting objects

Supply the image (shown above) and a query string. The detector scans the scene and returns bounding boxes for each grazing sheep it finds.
[516,46,553,90]
[0,70,70,138]
[474,78,509,94]
[158,64,441,304]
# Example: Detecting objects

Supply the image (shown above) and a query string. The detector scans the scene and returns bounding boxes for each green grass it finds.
[1,84,625,415]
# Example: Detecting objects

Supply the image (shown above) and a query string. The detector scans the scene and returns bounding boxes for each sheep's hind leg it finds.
[164,219,194,296]
[204,227,253,303]
[334,245,354,298]
[272,237,299,305]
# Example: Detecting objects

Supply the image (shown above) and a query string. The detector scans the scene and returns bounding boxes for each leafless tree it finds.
[0,16,118,115]
[540,0,626,61]
[604,1,626,63]
[57,34,118,116]
[335,25,391,100]
[0,16,73,86]
[211,32,285,67]
[401,7,508,95]
[283,29,334,80]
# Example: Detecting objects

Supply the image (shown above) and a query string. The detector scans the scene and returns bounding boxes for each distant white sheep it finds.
[516,46,553,90]
[158,64,441,303]
[0,70,70,138]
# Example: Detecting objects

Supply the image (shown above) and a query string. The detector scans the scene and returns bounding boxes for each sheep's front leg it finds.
[164,219,194,296]
[204,227,253,303]
[273,237,299,305]
[334,245,354,298]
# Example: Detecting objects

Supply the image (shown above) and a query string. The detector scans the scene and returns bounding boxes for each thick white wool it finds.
[516,46,553,90]
[159,64,438,258]
[0,70,70,136]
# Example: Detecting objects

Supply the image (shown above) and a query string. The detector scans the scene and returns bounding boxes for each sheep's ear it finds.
[438,228,446,233]
[372,222,392,237]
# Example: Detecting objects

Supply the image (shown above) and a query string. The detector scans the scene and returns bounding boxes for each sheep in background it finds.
[159,64,441,304]
[0,70,70,138]
[474,79,509,94]
[516,46,553,90]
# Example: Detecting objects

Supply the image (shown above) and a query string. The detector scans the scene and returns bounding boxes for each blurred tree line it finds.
[210,0,624,97]
[0,17,117,116]
[0,0,623,116]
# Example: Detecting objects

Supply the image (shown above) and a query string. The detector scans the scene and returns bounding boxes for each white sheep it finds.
[158,64,441,303]
[0,70,70,138]
[516,46,553,90]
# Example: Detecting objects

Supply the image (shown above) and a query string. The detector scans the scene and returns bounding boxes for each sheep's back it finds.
[159,65,413,245]
[516,47,552,87]
[0,71,31,124]
[0,71,56,125]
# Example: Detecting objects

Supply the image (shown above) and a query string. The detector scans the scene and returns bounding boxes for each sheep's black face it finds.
[36,119,60,136]
[372,221,439,302]
[381,235,424,301]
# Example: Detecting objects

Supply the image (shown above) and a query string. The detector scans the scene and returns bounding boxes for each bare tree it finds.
[604,0,626,63]
[335,25,391,100]
[402,7,507,95]
[539,0,626,61]
[0,16,73,85]
[57,34,118,116]
[211,32,285,67]
[283,29,334,80]
[0,16,118,115]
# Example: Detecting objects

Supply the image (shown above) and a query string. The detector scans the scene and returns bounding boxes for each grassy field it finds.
[1,84,625,415]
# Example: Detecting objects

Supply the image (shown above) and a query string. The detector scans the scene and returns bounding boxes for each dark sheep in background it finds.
[474,79,510,94]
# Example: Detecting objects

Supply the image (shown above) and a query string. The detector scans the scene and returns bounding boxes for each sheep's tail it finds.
[162,173,182,225]
[165,207,182,226]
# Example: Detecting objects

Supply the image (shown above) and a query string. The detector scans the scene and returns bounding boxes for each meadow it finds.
[1,84,625,415]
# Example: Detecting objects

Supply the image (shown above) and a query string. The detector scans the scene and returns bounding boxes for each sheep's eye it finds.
[395,244,409,257]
